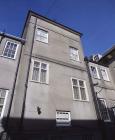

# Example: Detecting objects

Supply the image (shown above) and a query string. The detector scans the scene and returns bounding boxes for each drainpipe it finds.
[84,57,107,140]
[20,17,37,129]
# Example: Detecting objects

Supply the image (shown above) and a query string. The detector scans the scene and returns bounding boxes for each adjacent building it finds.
[0,32,25,139]
[85,50,115,140]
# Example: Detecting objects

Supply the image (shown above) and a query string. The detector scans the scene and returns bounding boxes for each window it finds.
[112,107,115,116]
[100,68,109,81]
[90,66,100,79]
[98,99,110,121]
[70,47,79,61]
[71,78,88,101]
[3,41,18,59]
[0,89,8,118]
[32,60,49,84]
[36,28,48,43]
[56,111,71,126]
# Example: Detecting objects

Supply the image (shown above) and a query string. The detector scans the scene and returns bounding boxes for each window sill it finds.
[70,58,81,63]
[103,79,110,82]
[92,76,101,80]
[30,80,49,85]
[36,39,48,44]
[0,55,16,60]
[73,99,89,102]
[56,124,71,127]
[104,120,111,122]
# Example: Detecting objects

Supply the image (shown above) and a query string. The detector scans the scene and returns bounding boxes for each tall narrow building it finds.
[0,11,103,140]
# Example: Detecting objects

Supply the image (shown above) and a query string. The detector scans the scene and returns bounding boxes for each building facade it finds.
[6,11,101,140]
[1,10,115,140]
[86,57,115,140]
[0,32,25,139]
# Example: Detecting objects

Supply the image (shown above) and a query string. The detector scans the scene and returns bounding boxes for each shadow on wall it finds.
[0,117,105,140]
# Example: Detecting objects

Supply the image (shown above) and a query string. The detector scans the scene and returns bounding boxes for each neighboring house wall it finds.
[88,62,115,122]
[0,35,23,133]
[107,61,115,84]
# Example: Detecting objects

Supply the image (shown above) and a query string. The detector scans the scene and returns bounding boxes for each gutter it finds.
[0,32,25,44]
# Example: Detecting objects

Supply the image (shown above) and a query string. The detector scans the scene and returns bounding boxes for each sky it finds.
[0,0,115,56]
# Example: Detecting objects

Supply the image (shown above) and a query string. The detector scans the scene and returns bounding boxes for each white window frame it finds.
[0,89,9,119]
[99,99,110,122]
[31,59,49,84]
[56,111,71,126]
[69,47,80,61]
[71,78,89,101]
[36,28,48,43]
[100,68,109,81]
[90,65,100,79]
[2,41,19,59]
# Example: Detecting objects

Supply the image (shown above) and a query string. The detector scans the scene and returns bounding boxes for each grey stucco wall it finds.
[23,58,97,130]
[9,15,97,132]
[108,61,115,84]
[0,36,22,132]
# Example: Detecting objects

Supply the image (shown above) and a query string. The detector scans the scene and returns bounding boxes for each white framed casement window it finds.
[90,66,100,79]
[56,111,71,126]
[69,47,80,61]
[3,41,19,59]
[71,78,89,101]
[98,99,110,121]
[31,60,49,84]
[36,28,48,43]
[0,89,8,119]
[100,68,109,81]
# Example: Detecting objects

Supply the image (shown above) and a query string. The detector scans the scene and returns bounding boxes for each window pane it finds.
[34,61,40,67]
[99,99,110,121]
[40,69,46,83]
[0,98,4,104]
[32,67,39,81]
[72,79,77,86]
[73,86,80,99]
[91,66,98,78]
[101,69,108,81]
[80,88,86,100]
[41,63,47,69]
[0,89,6,98]
[0,106,3,112]
[79,80,84,87]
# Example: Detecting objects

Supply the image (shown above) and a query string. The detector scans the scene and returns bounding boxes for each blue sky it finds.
[0,0,115,56]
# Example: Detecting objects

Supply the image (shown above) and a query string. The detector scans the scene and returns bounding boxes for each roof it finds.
[98,45,115,64]
[21,10,83,37]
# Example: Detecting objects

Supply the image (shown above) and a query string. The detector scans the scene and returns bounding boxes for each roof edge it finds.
[0,32,25,44]
[99,45,115,62]
[21,10,83,37]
